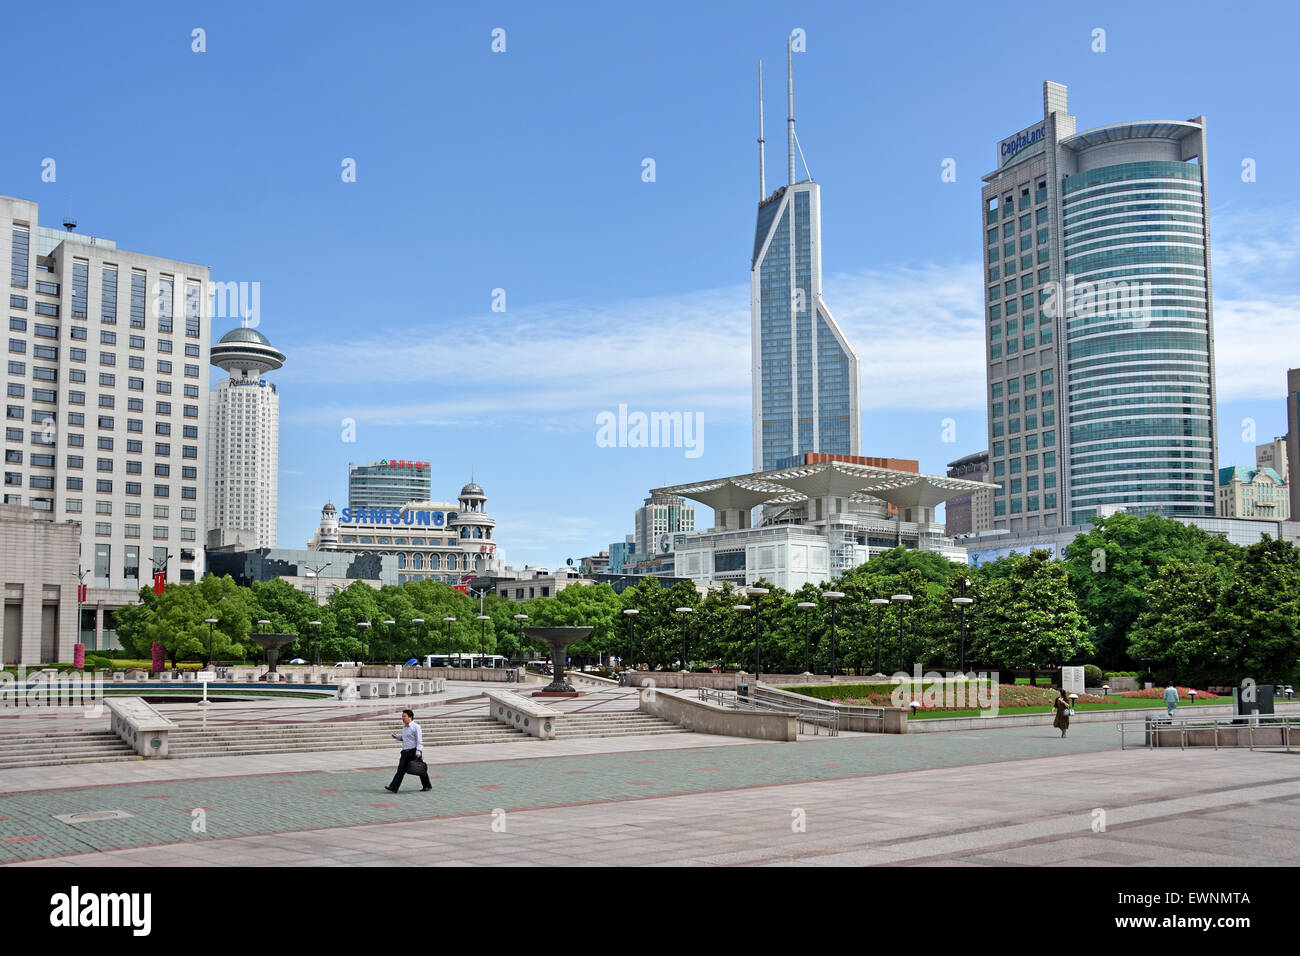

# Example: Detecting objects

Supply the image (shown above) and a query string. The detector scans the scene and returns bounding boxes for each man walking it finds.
[1163,682,1180,716]
[385,709,432,793]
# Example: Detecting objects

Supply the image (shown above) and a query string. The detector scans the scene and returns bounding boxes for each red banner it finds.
[153,572,166,595]
[77,584,88,603]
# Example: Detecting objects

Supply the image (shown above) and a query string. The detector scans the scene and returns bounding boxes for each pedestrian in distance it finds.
[1163,682,1179,716]
[1052,686,1070,738]
[385,709,432,793]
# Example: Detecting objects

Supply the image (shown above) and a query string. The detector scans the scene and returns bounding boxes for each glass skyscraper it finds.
[751,44,860,473]
[981,82,1217,531]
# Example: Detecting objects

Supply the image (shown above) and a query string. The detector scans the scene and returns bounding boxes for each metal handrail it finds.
[1117,712,1295,752]
[698,687,839,736]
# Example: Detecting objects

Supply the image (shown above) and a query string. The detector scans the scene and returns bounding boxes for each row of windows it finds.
[993,494,1057,516]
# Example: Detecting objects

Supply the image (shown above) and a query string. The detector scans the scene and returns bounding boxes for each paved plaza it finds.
[2,685,1297,866]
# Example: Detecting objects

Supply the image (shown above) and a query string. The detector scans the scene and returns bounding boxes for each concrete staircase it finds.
[0,729,138,770]
[0,713,694,768]
[555,713,690,739]
[166,716,526,759]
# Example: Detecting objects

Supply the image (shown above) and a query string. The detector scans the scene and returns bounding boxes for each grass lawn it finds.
[907,697,1231,720]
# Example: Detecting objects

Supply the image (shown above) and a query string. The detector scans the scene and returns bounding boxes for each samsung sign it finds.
[999,122,1046,168]
[340,508,449,526]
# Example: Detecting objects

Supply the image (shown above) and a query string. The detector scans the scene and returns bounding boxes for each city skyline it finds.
[2,3,1297,568]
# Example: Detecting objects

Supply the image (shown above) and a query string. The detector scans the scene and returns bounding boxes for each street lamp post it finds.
[476,614,490,664]
[891,594,913,672]
[622,608,638,672]
[825,592,845,677]
[675,607,692,671]
[797,602,816,674]
[411,618,424,664]
[309,620,322,666]
[731,604,751,680]
[953,577,973,673]
[442,616,455,662]
[869,598,889,675]
[513,613,528,668]
[204,617,218,668]
[747,587,769,676]
[356,620,371,664]
[383,619,396,666]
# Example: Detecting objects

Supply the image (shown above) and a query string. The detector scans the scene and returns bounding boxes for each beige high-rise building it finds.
[1256,436,1287,482]
[2,196,210,621]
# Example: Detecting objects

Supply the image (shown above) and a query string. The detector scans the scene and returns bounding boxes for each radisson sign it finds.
[998,122,1046,168]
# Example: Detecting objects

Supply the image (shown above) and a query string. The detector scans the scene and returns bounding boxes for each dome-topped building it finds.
[207,318,285,550]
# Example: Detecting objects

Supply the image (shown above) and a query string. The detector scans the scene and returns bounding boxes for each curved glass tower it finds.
[980,83,1216,531]
[751,45,860,473]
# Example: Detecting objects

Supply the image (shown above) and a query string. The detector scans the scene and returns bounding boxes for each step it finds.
[0,755,140,770]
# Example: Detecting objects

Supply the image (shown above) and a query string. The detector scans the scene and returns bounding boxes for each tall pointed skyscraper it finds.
[751,39,860,473]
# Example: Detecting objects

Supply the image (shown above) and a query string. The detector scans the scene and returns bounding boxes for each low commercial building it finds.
[206,546,397,598]
[653,454,994,590]
[0,503,79,665]
[1218,466,1289,520]
[945,451,993,535]
[308,481,506,584]
[958,514,1300,567]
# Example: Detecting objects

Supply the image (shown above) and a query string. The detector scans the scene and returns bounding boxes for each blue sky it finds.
[3,0,1298,566]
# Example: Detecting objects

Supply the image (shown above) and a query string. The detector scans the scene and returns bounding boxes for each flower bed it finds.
[830,683,1114,712]
[1118,686,1218,700]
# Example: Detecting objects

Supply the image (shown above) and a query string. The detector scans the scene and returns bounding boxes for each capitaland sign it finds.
[339,507,449,526]
[999,122,1046,168]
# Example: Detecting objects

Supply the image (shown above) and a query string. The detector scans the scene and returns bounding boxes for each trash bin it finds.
[1145,714,1173,747]
[736,681,750,702]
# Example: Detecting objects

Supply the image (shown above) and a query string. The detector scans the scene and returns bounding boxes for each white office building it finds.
[207,321,284,549]
[2,195,210,601]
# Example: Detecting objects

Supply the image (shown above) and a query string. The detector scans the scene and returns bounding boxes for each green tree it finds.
[971,550,1092,681]
[1065,513,1239,668]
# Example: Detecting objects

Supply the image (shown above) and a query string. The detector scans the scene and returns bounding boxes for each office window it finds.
[97,415,114,428]
[97,457,112,471]
[184,385,199,398]
[70,326,87,341]
[101,265,118,323]
[100,330,117,345]
[128,377,143,391]
[126,440,142,453]
[157,339,172,354]
[69,370,85,382]
[126,482,141,496]
[7,361,24,375]
[156,381,172,395]
[154,464,170,477]
[9,317,26,331]
[184,343,200,357]
[155,402,171,415]
[156,422,171,435]
[8,339,25,354]
[95,480,112,493]
[184,364,198,378]
[126,461,142,474]
[67,455,83,468]
[182,445,197,459]
[100,351,116,366]
[182,486,196,500]
[99,373,115,386]
[181,467,196,480]
[99,395,115,408]
[95,522,112,535]
[127,419,143,433]
[128,355,144,370]
[97,438,114,451]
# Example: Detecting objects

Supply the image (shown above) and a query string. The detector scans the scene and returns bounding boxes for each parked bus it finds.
[422,653,511,669]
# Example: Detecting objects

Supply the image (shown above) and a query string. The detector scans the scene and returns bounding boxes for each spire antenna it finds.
[758,59,766,200]
[786,35,796,185]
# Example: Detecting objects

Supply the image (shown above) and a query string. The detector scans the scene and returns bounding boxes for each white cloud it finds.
[279,202,1299,428]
